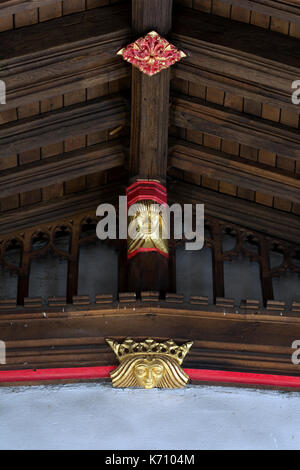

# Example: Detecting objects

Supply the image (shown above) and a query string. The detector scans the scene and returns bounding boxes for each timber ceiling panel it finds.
[170,78,300,216]
[0,0,299,241]
[175,0,300,37]
[0,0,130,31]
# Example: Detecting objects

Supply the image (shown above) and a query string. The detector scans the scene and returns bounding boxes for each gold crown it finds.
[106,337,193,365]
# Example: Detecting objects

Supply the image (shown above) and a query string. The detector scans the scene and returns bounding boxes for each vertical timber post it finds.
[127,0,174,295]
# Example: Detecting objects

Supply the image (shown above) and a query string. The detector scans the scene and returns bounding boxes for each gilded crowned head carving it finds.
[106,338,193,389]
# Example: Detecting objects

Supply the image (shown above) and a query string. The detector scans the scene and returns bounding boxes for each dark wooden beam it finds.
[1,305,300,378]
[130,70,170,179]
[0,182,125,236]
[170,140,300,204]
[0,94,129,158]
[172,6,300,112]
[171,94,300,161]
[0,140,126,199]
[168,180,300,245]
[0,4,131,111]
[132,0,173,34]
[219,0,300,24]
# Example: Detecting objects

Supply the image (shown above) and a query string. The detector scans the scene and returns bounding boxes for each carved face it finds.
[129,202,161,240]
[134,358,165,389]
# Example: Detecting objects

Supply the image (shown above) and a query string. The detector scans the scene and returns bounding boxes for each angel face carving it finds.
[127,201,168,258]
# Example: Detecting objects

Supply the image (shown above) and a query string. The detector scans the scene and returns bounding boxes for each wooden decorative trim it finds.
[2,366,300,389]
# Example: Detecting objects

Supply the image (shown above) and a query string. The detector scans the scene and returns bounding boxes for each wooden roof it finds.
[0,1,300,385]
[0,0,299,241]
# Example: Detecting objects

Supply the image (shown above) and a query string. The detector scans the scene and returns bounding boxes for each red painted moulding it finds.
[185,369,300,388]
[1,366,300,388]
[0,367,115,383]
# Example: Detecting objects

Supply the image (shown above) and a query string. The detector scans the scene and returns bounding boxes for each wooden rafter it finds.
[0,0,61,16]
[0,3,131,111]
[0,140,126,199]
[0,95,129,158]
[219,0,300,24]
[172,6,300,112]
[170,140,300,204]
[0,182,125,236]
[168,180,300,244]
[171,94,300,161]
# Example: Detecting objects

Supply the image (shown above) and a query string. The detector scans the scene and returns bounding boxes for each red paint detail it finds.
[127,181,167,192]
[126,180,169,260]
[1,367,300,388]
[0,367,115,383]
[128,196,167,207]
[127,247,169,259]
[185,369,300,388]
[127,181,167,207]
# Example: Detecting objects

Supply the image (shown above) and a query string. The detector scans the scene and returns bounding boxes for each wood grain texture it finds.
[171,94,300,161]
[168,180,300,244]
[130,68,170,179]
[127,0,174,294]
[219,0,300,24]
[0,0,61,16]
[0,182,125,236]
[132,0,173,35]
[172,6,300,112]
[0,4,131,111]
[130,0,173,180]
[0,95,129,158]
[0,140,126,198]
[170,140,300,203]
